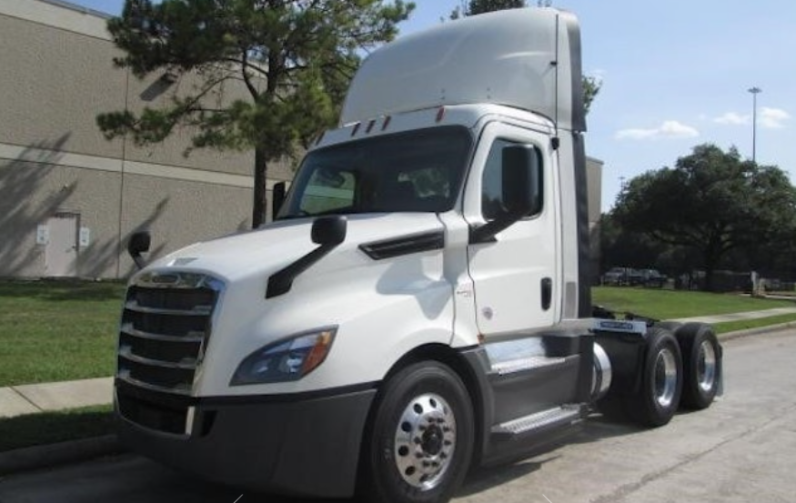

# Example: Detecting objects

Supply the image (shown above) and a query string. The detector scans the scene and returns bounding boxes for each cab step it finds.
[491,405,583,438]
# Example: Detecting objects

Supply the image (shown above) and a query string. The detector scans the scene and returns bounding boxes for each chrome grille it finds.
[116,272,223,397]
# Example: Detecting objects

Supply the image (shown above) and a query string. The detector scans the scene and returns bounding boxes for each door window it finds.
[481,139,543,220]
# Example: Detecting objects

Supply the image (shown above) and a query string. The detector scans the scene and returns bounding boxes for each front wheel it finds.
[359,361,474,503]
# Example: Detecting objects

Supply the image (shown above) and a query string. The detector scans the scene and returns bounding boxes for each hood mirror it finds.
[128,231,151,270]
[312,216,347,246]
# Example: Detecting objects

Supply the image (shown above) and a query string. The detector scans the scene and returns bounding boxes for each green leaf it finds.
[98,0,416,227]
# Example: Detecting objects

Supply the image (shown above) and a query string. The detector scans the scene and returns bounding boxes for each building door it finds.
[45,213,79,277]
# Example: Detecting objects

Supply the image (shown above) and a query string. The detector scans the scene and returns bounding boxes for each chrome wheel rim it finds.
[654,348,677,408]
[697,340,717,393]
[394,393,456,490]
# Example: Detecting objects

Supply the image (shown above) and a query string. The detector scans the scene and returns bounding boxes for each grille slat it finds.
[120,323,204,344]
[125,300,212,316]
[116,273,222,433]
[119,346,198,370]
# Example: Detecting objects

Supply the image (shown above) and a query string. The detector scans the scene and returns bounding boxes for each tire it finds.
[358,361,474,503]
[627,327,683,427]
[675,323,721,410]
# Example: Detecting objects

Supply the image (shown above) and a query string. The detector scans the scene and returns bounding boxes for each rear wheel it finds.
[675,323,720,410]
[359,361,474,503]
[628,328,683,427]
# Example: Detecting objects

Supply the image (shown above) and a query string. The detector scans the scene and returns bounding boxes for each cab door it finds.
[464,123,559,336]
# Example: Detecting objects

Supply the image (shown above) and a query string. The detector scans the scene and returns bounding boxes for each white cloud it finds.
[615,120,699,140]
[712,108,790,129]
[714,112,749,126]
[759,107,791,129]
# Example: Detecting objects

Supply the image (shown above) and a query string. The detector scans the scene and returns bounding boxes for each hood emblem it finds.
[170,257,198,267]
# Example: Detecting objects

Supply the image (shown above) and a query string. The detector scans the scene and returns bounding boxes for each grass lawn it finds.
[0,280,126,387]
[592,286,795,321]
[0,405,114,452]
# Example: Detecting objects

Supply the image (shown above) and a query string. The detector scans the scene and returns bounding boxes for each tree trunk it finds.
[703,262,715,292]
[252,146,268,228]
[703,241,720,292]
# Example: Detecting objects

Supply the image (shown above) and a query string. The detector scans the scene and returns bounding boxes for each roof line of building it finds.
[0,0,111,41]
[35,0,111,19]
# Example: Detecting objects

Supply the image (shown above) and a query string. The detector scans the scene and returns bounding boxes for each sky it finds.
[70,0,796,211]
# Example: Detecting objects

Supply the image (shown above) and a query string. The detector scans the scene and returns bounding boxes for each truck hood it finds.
[144,212,445,283]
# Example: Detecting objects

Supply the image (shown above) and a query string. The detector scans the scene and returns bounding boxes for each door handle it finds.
[541,278,552,311]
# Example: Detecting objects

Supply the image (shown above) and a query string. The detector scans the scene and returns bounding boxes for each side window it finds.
[481,139,543,220]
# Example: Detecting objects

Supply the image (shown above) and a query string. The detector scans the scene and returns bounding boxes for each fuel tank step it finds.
[491,405,583,438]
[490,355,568,376]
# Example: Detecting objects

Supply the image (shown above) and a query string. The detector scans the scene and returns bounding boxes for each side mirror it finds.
[311,215,347,246]
[128,231,151,270]
[470,145,543,244]
[502,145,542,216]
[272,181,286,219]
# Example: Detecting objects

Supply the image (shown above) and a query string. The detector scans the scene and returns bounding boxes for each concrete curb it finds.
[0,435,125,476]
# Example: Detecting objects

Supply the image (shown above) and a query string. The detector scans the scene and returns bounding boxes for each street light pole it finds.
[748,87,762,163]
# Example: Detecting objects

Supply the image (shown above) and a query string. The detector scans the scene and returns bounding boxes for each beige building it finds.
[0,0,293,279]
[0,0,603,280]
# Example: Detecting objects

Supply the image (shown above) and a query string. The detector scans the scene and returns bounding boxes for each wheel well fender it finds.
[364,343,491,470]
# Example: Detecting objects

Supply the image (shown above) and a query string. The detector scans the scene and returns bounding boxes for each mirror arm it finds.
[469,212,524,244]
[130,252,147,271]
[266,216,347,299]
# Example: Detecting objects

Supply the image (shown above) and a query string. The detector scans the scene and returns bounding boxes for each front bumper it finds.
[115,380,376,498]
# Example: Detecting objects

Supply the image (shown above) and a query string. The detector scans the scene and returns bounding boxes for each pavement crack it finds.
[7,387,42,413]
[590,403,796,503]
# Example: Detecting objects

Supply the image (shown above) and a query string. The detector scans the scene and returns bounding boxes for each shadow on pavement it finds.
[0,414,648,503]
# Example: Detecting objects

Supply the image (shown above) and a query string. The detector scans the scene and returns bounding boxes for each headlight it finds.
[230,327,337,385]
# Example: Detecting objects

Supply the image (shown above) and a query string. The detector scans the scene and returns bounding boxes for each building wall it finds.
[0,0,294,279]
[0,0,606,280]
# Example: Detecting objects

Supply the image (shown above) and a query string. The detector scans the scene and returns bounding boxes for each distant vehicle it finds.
[627,268,644,286]
[604,267,638,286]
[640,269,666,288]
[603,267,626,285]
[604,267,664,287]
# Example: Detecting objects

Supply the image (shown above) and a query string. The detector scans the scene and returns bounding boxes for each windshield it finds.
[278,126,472,219]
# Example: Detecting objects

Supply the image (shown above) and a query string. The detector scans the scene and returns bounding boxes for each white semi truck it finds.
[115,8,722,503]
